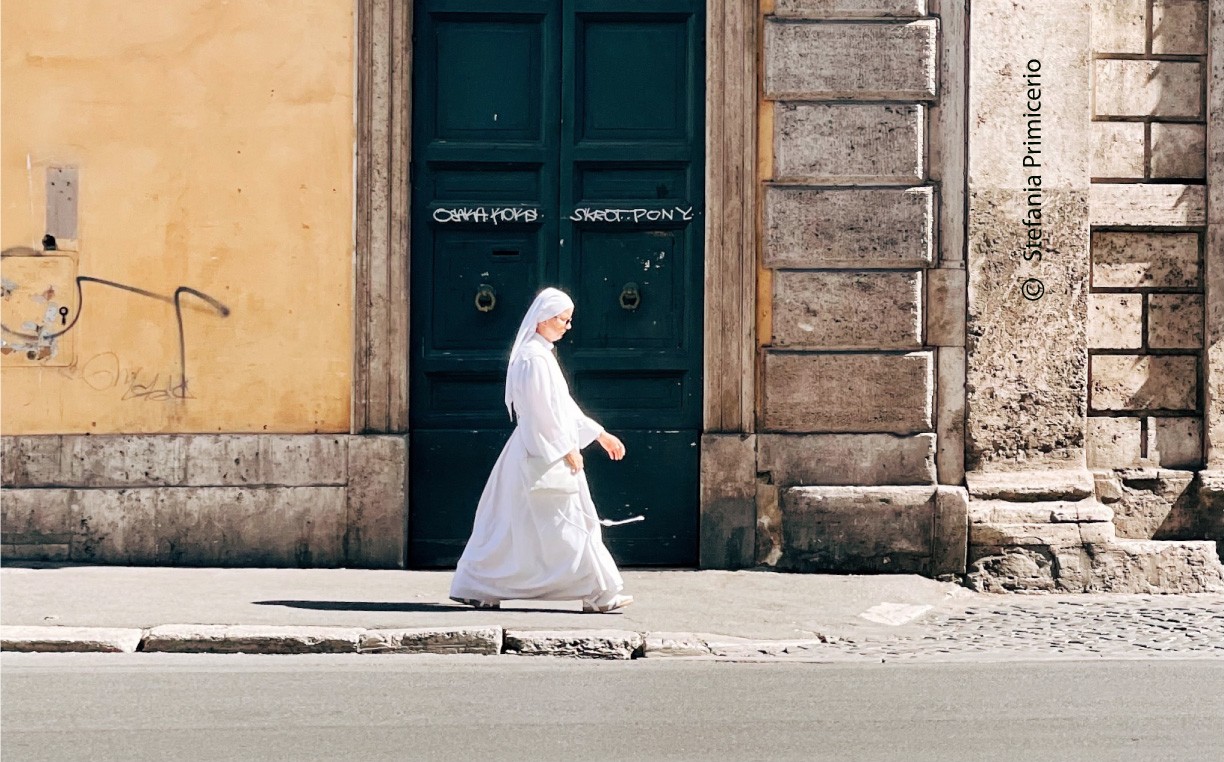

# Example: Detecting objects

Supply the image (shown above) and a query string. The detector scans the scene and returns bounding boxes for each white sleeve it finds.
[513,356,579,463]
[568,398,605,449]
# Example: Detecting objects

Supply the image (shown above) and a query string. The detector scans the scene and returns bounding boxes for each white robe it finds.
[449,333,625,603]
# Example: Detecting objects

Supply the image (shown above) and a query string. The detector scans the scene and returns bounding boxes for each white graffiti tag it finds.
[569,206,695,223]
[432,207,540,225]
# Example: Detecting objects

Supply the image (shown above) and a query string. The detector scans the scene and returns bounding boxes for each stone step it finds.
[970,517,1116,548]
[968,498,1113,525]
[966,469,1095,502]
[966,539,1224,594]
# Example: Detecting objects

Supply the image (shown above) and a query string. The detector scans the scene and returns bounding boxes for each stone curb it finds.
[142,625,365,654]
[503,629,645,660]
[0,625,839,660]
[1,626,143,653]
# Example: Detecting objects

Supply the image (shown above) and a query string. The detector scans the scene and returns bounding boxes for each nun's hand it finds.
[597,432,626,461]
[564,449,584,474]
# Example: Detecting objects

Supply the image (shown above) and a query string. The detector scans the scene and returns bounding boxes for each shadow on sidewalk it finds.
[252,599,570,614]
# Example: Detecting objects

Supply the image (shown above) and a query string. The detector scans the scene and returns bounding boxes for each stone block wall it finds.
[755,0,968,574]
[1,435,406,568]
[1088,0,1210,473]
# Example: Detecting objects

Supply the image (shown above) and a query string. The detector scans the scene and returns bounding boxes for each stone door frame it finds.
[353,0,759,567]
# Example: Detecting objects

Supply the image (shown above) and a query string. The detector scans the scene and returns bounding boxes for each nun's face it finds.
[536,308,573,342]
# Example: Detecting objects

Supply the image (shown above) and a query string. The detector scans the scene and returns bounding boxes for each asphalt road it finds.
[3,654,1222,762]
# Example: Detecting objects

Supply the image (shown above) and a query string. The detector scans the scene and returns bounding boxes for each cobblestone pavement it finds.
[812,595,1224,662]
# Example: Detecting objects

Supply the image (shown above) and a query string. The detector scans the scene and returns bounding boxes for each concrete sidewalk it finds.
[0,564,971,658]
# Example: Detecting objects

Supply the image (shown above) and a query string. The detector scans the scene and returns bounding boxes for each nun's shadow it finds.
[253,600,575,614]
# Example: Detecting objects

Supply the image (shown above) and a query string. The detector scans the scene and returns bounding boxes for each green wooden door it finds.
[410,0,704,568]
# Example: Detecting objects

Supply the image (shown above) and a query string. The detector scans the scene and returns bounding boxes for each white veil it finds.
[505,287,574,418]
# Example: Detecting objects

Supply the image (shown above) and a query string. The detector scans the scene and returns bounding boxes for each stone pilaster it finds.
[966,0,1092,471]
[1206,0,1224,466]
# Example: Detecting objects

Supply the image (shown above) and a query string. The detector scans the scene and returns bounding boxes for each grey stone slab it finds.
[1056,540,1224,593]
[1088,294,1143,349]
[1149,416,1203,469]
[765,19,938,100]
[762,351,933,434]
[772,270,922,349]
[1111,468,1201,539]
[358,626,502,655]
[926,268,965,348]
[1091,231,1201,289]
[1150,123,1207,179]
[965,469,1096,501]
[1050,501,1114,523]
[69,488,159,564]
[936,347,967,485]
[699,434,756,570]
[1091,0,1147,53]
[143,625,362,654]
[259,436,347,486]
[774,103,924,183]
[640,632,713,658]
[1090,122,1145,179]
[64,435,186,487]
[932,486,969,576]
[1087,416,1144,469]
[779,486,937,573]
[763,186,933,270]
[1,436,63,487]
[970,521,1087,547]
[965,191,1090,468]
[968,499,1110,525]
[502,630,645,660]
[183,435,263,485]
[0,626,142,653]
[1151,0,1209,55]
[757,433,936,486]
[0,488,72,543]
[345,435,407,569]
[1089,184,1207,227]
[1090,355,1198,412]
[1148,294,1203,350]
[773,0,927,18]
[1094,60,1204,118]
[155,487,346,567]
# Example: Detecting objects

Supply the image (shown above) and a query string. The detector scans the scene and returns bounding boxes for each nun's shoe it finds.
[582,594,634,614]
[449,596,501,610]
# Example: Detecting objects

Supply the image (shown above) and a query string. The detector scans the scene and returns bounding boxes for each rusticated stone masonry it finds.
[756,0,969,576]
[1088,0,1209,472]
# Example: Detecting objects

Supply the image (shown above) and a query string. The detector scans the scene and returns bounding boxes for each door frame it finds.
[353,0,758,567]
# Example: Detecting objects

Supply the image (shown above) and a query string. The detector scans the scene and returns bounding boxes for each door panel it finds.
[410,0,703,568]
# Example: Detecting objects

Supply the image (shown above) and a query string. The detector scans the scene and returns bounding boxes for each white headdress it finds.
[505,287,574,418]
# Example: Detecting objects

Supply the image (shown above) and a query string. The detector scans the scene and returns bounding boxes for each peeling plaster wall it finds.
[0,1,354,434]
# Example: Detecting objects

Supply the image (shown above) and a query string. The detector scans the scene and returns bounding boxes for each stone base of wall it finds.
[966,541,1224,594]
[755,485,969,578]
[963,469,1224,593]
[1,435,406,568]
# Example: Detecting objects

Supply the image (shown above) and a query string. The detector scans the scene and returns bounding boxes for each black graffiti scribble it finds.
[0,274,230,396]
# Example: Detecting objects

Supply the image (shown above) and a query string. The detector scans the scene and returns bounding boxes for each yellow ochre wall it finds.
[1,1,354,434]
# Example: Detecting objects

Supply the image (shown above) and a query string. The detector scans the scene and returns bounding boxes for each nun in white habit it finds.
[449,287,633,613]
